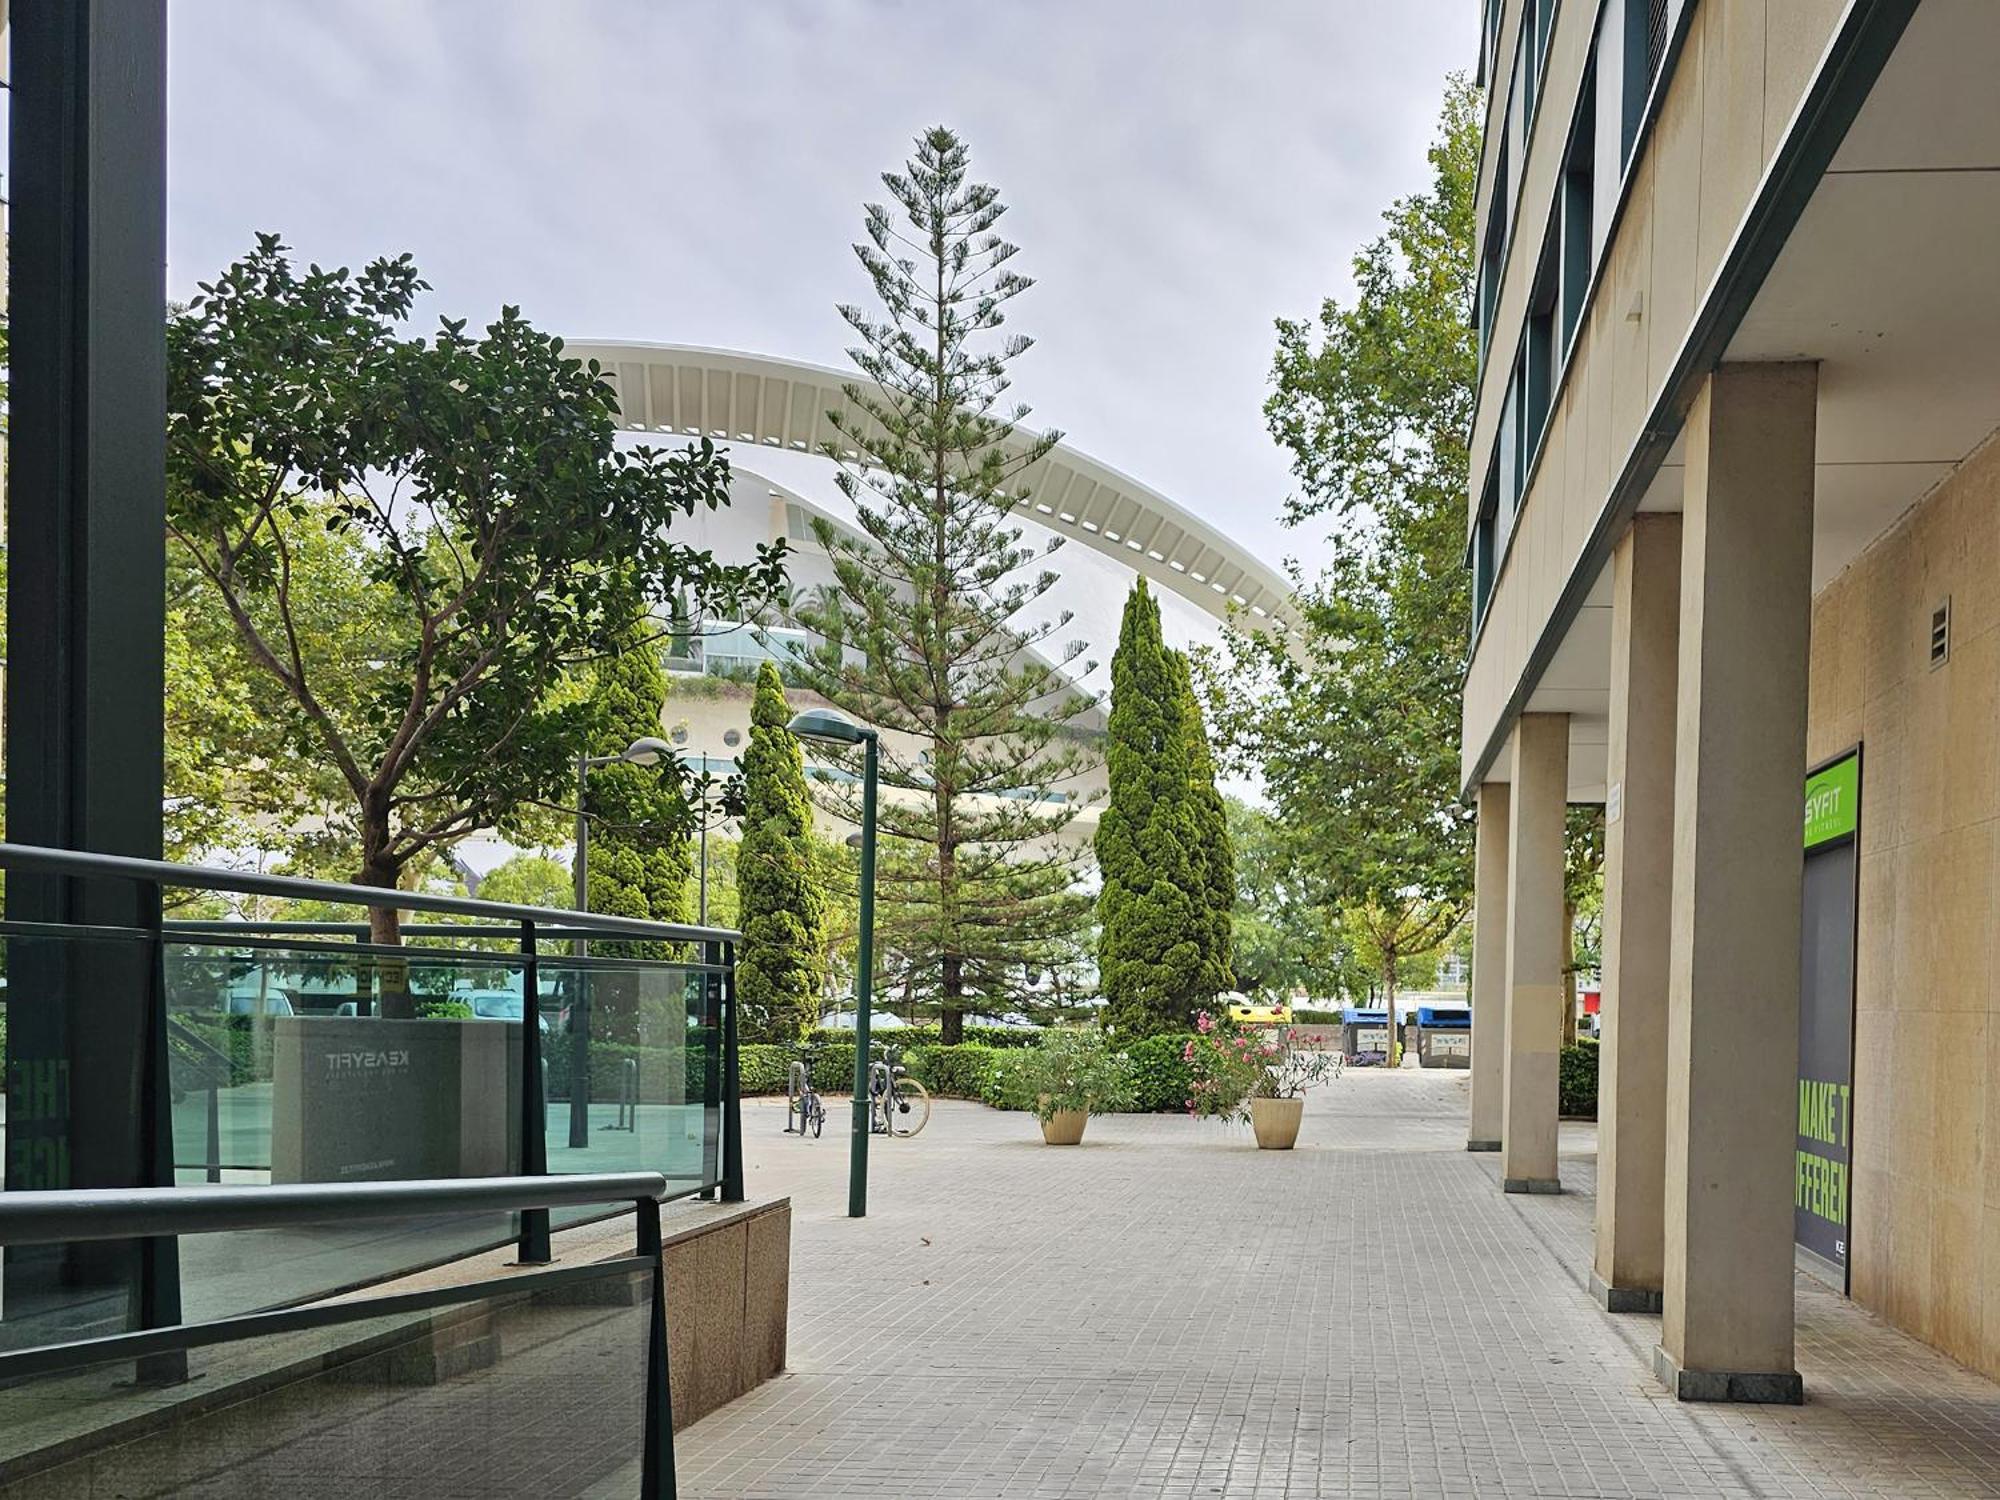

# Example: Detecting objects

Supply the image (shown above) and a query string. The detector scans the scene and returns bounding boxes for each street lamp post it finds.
[787,707,879,1219]
[569,735,674,1149]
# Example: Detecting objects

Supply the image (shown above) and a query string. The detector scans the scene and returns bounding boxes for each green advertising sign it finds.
[1803,753,1860,848]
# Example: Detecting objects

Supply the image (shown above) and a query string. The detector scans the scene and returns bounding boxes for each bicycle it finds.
[867,1042,931,1137]
[784,1045,826,1139]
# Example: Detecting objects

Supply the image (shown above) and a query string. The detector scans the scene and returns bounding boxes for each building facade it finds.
[1461,0,1997,1399]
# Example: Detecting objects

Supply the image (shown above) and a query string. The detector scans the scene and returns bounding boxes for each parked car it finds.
[1225,992,1292,1027]
[463,990,552,1034]
[222,991,294,1017]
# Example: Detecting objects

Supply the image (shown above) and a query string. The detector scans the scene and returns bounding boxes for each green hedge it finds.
[809,1025,1040,1051]
[1125,1033,1197,1113]
[1294,1008,1344,1026]
[733,1033,1197,1114]
[1560,1038,1599,1118]
[906,1043,1009,1101]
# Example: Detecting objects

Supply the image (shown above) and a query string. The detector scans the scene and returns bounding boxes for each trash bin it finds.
[1340,1007,1392,1066]
[1413,1005,1472,1069]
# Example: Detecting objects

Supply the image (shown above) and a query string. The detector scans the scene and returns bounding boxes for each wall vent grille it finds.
[1931,597,1951,669]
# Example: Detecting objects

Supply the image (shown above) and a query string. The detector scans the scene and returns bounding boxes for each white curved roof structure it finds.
[563,342,1295,630]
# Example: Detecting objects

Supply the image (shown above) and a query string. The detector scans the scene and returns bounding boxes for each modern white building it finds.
[563,343,1294,845]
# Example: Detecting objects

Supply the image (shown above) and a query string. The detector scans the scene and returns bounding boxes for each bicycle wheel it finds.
[808,1094,824,1138]
[887,1077,931,1137]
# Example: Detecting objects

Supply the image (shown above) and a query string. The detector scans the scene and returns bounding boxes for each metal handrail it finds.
[163,919,732,951]
[0,1172,669,1247]
[0,841,741,944]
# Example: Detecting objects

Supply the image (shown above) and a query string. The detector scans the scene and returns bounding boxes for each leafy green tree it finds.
[1210,79,1480,1063]
[1098,579,1228,1035]
[735,664,828,1042]
[474,854,574,909]
[794,127,1096,1043]
[1224,797,1363,1001]
[583,629,693,943]
[1563,806,1605,1043]
[166,237,783,983]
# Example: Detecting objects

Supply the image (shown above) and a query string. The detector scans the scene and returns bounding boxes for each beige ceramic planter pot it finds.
[1250,1096,1304,1150]
[1039,1106,1089,1145]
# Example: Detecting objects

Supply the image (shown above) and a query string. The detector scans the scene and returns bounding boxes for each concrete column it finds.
[1591,514,1681,1313]
[1501,712,1568,1193]
[1467,783,1510,1152]
[1657,363,1816,1405]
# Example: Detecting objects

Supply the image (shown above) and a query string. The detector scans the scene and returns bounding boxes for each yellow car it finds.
[1226,994,1292,1027]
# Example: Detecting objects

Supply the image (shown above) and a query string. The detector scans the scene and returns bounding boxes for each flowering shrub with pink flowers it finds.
[1183,1011,1343,1125]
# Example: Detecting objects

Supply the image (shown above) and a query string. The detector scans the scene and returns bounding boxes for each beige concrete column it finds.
[1591,514,1681,1313]
[1467,782,1510,1152]
[1657,363,1816,1405]
[1501,712,1568,1193]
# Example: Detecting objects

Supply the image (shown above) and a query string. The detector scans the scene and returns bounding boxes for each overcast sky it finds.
[166,1,1474,573]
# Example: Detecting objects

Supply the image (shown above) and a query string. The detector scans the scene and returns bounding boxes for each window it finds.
[722,728,741,748]
[1478,146,1509,351]
[1621,0,1653,162]
[1524,240,1557,462]
[1472,464,1500,629]
[1560,66,1596,352]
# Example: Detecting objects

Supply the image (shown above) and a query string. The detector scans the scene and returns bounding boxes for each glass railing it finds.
[0,843,741,1361]
[0,1175,675,1498]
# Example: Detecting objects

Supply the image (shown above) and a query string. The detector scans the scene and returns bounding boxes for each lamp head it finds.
[786,708,874,746]
[620,735,674,767]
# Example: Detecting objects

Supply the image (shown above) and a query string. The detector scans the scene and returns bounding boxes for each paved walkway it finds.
[680,1069,2000,1499]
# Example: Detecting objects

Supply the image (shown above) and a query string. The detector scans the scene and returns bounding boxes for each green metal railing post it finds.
[637,1195,677,1500]
[518,919,552,1263]
[848,733,879,1219]
[721,941,743,1203]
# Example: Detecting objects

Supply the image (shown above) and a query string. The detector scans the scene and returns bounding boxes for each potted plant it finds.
[1185,1012,1341,1149]
[1009,1027,1136,1144]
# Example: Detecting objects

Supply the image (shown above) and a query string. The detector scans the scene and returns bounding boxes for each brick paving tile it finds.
[676,1068,2000,1499]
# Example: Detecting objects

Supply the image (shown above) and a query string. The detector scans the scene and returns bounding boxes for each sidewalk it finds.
[680,1070,2000,1499]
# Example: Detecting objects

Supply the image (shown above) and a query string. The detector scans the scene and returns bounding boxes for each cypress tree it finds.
[583,630,693,948]
[1176,650,1236,996]
[1097,579,1223,1034]
[795,125,1096,1043]
[737,664,828,1041]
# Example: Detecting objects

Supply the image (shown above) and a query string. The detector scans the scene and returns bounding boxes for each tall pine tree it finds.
[737,664,828,1041]
[1097,580,1230,1035]
[795,126,1096,1043]
[583,629,693,948]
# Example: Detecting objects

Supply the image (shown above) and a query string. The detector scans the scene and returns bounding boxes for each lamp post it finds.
[569,735,673,1149]
[677,754,730,926]
[787,707,879,1219]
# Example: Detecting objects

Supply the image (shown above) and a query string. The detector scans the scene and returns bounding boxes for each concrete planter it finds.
[1250,1096,1305,1150]
[1039,1106,1089,1145]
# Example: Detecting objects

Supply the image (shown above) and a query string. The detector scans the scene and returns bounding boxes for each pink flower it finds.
[1196,1011,1215,1034]
[1182,1042,1195,1062]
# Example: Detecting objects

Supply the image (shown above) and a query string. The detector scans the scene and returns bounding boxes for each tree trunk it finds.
[1561,893,1578,1048]
[940,954,964,1045]
[1382,956,1400,1068]
[356,821,412,1019]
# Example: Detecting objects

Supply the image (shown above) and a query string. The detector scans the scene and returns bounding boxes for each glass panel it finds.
[163,942,526,1319]
[541,956,716,1221]
[1,931,155,1353]
[0,1263,656,1499]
